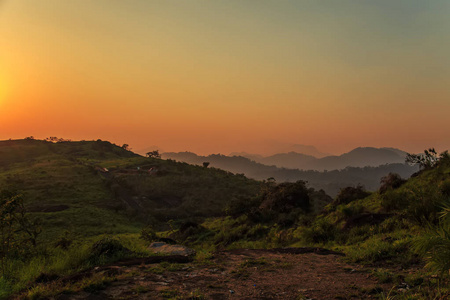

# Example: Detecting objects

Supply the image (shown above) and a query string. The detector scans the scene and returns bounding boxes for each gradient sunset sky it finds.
[0,0,449,155]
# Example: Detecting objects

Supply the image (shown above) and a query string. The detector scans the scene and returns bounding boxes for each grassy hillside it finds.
[2,141,448,299]
[165,151,450,298]
[0,139,260,243]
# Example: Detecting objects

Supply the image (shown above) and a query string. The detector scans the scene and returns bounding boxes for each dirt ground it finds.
[53,249,391,300]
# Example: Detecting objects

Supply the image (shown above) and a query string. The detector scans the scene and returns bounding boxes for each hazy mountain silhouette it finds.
[161,149,417,196]
[228,147,407,171]
[230,141,330,158]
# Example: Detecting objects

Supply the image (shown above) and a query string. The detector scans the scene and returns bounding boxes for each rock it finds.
[148,242,196,256]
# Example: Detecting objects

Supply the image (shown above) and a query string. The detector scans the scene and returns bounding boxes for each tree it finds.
[406,148,441,170]
[202,162,210,168]
[259,181,310,213]
[121,144,130,151]
[334,184,370,205]
[0,190,41,276]
[146,150,161,158]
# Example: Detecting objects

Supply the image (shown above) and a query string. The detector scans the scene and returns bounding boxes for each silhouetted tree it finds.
[146,150,161,158]
[202,162,210,168]
[406,148,440,170]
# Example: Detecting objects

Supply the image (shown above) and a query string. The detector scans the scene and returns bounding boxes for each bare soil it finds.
[53,249,391,300]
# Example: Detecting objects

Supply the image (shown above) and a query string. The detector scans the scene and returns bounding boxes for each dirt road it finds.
[55,249,390,300]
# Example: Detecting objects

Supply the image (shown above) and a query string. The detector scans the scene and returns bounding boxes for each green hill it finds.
[168,150,450,298]
[0,139,260,243]
[1,141,448,299]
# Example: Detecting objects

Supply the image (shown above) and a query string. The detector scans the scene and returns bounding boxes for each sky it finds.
[0,0,449,155]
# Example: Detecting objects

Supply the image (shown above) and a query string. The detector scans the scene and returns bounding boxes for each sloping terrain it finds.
[162,151,418,196]
[0,139,260,242]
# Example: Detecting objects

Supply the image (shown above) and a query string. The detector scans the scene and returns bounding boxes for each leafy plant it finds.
[415,200,450,275]
[0,190,41,277]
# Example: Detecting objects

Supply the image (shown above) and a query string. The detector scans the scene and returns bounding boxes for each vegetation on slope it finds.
[1,140,449,299]
[0,138,261,298]
[160,149,450,298]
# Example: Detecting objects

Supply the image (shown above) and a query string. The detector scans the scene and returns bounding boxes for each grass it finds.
[2,234,150,298]
[26,273,115,299]
[1,140,450,299]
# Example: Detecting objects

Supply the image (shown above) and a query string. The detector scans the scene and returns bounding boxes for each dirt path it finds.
[55,249,390,300]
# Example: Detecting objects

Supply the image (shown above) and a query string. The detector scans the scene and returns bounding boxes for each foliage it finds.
[0,190,41,277]
[414,201,450,275]
[334,184,371,206]
[89,237,131,261]
[146,150,161,158]
[406,148,449,170]
[259,180,310,213]
[300,217,337,244]
[140,226,158,243]
[379,173,406,194]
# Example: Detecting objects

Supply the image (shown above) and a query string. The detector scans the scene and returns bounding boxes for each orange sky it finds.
[0,0,449,155]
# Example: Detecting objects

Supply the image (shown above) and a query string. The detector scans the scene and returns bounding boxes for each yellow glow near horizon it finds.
[0,1,449,155]
[0,75,7,106]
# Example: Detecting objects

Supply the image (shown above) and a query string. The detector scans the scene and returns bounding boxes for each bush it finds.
[88,238,131,262]
[334,185,370,206]
[415,202,450,275]
[0,190,41,276]
[259,181,310,213]
[301,218,338,244]
[140,226,158,243]
[379,173,406,194]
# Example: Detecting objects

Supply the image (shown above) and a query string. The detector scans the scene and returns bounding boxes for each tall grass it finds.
[1,234,148,298]
[414,200,450,275]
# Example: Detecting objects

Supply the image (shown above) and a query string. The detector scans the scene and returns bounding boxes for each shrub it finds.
[301,218,338,244]
[140,226,158,243]
[335,203,364,221]
[334,185,370,206]
[88,238,131,263]
[415,202,450,275]
[379,173,406,194]
[259,181,310,213]
[0,190,41,276]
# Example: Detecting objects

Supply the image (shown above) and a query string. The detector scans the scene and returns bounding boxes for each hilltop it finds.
[0,138,260,242]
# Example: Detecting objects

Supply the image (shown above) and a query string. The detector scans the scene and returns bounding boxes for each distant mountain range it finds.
[162,147,417,196]
[167,147,408,172]
[230,143,330,158]
[246,147,408,171]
